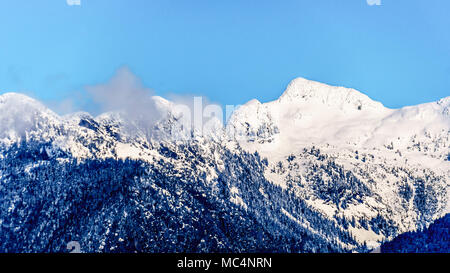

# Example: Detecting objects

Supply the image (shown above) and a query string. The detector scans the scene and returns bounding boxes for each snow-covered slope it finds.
[0,93,62,146]
[0,92,190,160]
[227,77,449,166]
[227,78,449,247]
[0,78,448,252]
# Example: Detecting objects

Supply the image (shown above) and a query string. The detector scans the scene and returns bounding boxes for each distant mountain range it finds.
[0,78,448,252]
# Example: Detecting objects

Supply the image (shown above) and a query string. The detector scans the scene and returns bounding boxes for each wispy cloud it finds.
[85,67,161,121]
[40,66,228,140]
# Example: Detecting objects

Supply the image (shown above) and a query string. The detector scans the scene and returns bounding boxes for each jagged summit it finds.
[227,77,449,172]
[278,77,385,111]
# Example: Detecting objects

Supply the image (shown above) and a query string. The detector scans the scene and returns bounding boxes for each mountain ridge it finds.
[0,78,448,252]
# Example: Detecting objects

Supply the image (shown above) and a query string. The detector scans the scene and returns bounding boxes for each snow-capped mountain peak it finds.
[0,79,448,252]
[0,92,57,116]
[278,77,386,112]
[0,92,62,145]
[228,78,448,161]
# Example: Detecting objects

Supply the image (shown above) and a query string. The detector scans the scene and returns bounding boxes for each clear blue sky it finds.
[0,0,449,111]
